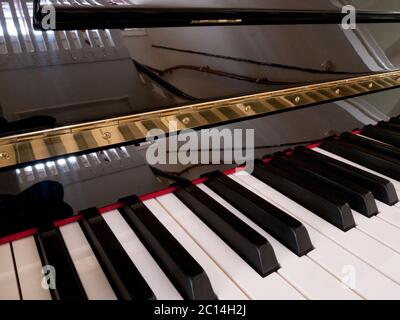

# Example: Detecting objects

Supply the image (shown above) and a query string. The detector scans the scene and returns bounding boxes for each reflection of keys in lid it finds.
[67,156,80,170]
[57,158,70,173]
[99,150,111,162]
[107,148,121,161]
[23,166,34,182]
[46,161,58,176]
[119,146,130,158]
[34,163,47,179]
[79,154,91,168]
[13,145,134,186]
[89,152,101,165]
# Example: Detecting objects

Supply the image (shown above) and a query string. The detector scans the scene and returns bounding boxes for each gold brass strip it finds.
[17,142,35,163]
[176,114,202,128]
[74,132,93,150]
[0,145,17,167]
[1,70,400,169]
[198,110,222,123]
[44,136,66,156]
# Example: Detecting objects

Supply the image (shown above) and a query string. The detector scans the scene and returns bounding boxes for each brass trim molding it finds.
[1,70,400,169]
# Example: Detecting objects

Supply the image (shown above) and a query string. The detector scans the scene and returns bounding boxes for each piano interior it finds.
[1,0,400,301]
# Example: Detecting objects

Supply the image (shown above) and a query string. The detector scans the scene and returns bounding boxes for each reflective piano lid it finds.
[0,0,400,137]
[34,0,400,11]
[96,0,400,11]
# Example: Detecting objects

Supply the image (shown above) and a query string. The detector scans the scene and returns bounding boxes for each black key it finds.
[35,228,87,300]
[378,121,400,134]
[13,181,86,300]
[321,139,400,181]
[175,182,279,277]
[253,160,355,231]
[341,132,400,161]
[119,195,217,300]
[203,171,313,256]
[390,117,400,125]
[79,208,156,300]
[274,153,378,217]
[363,125,400,147]
[294,146,398,205]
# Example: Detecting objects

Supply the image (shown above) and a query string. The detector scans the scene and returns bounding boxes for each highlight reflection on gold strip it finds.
[60,134,80,154]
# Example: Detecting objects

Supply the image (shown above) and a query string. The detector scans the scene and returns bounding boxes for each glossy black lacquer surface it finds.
[32,3,400,30]
[1,1,400,215]
[0,0,400,133]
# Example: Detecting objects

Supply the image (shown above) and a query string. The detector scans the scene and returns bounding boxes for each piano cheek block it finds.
[119,199,217,300]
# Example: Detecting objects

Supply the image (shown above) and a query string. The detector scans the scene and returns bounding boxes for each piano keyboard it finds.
[3,118,400,300]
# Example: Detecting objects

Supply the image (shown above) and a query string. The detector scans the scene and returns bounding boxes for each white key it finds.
[376,201,400,228]
[12,236,52,300]
[194,185,361,300]
[305,229,400,300]
[138,200,248,300]
[0,243,20,300]
[102,210,183,300]
[351,210,400,254]
[156,193,304,300]
[60,223,117,300]
[231,171,400,287]
[200,182,400,299]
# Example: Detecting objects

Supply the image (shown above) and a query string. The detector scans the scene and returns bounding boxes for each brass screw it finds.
[102,132,112,140]
[335,88,341,95]
[182,117,190,125]
[368,83,374,89]
[245,105,252,113]
[0,151,10,160]
[397,77,400,83]
[294,96,301,104]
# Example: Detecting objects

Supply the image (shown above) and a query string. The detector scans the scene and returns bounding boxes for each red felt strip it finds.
[54,215,82,228]
[193,177,209,185]
[99,203,123,214]
[306,142,322,149]
[0,228,38,245]
[223,166,245,175]
[139,186,178,201]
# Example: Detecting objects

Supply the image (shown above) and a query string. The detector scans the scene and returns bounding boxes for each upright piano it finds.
[1,0,400,300]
